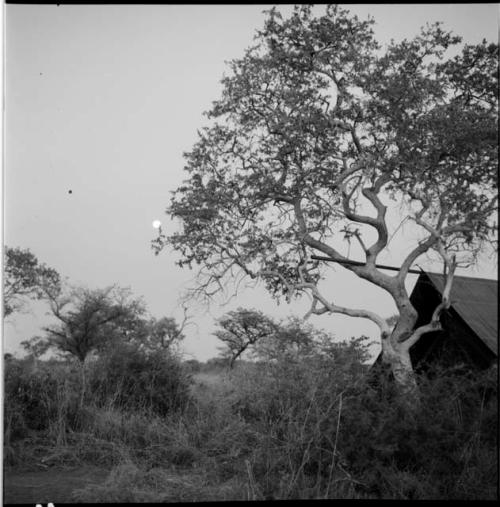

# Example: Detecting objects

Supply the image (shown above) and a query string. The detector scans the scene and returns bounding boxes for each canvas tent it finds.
[370,271,498,376]
[406,272,497,371]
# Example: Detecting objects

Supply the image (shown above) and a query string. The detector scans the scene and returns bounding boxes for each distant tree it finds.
[253,317,323,361]
[215,309,334,366]
[140,316,187,353]
[3,246,61,317]
[26,284,146,364]
[112,302,191,355]
[22,284,146,407]
[155,5,498,392]
[214,308,278,367]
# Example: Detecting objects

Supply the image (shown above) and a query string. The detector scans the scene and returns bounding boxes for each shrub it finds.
[3,358,80,441]
[338,366,498,499]
[183,359,202,374]
[224,345,365,499]
[219,336,497,500]
[88,343,191,416]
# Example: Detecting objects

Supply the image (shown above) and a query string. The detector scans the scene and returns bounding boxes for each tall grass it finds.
[4,343,498,500]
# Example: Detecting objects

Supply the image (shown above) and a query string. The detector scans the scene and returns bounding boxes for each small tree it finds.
[215,308,354,366]
[155,5,498,391]
[254,317,326,362]
[214,308,278,367]
[140,316,187,353]
[24,284,146,407]
[3,246,61,317]
[36,284,146,364]
[117,303,191,355]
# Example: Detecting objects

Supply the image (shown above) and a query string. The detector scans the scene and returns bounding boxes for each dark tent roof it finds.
[424,272,498,356]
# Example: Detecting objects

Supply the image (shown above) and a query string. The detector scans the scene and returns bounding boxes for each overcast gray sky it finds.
[3,4,498,361]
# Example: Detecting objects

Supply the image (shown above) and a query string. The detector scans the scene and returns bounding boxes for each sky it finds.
[3,3,498,361]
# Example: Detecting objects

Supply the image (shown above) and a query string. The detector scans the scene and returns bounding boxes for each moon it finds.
[152,220,162,229]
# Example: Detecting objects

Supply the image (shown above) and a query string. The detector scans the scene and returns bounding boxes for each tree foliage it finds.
[155,5,498,385]
[26,285,146,363]
[3,246,61,317]
[136,316,187,353]
[214,308,278,367]
[215,307,371,368]
[22,282,188,363]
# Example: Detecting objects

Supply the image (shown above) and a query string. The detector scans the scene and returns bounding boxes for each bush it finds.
[338,366,498,499]
[183,359,202,374]
[200,357,230,373]
[217,338,497,500]
[88,344,191,416]
[224,345,366,499]
[4,331,496,501]
[3,358,80,442]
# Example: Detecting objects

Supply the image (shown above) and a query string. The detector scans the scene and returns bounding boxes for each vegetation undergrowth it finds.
[4,335,498,501]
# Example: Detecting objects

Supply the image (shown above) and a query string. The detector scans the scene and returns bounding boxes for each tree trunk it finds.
[79,359,86,410]
[380,335,420,405]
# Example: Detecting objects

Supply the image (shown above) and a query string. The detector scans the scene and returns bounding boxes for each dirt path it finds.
[3,466,108,504]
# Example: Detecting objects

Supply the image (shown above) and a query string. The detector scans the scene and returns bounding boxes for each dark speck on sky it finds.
[68,190,72,194]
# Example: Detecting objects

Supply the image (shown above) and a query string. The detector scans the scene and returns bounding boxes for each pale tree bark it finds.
[289,161,461,398]
[374,246,457,403]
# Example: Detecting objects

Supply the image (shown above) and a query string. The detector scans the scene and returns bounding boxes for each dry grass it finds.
[71,460,247,502]
[4,353,498,501]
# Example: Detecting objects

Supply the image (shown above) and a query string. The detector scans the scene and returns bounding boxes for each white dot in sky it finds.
[152,220,162,229]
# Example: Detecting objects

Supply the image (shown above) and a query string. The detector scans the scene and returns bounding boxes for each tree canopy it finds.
[215,307,373,376]
[155,5,498,387]
[137,316,187,354]
[21,282,188,363]
[214,308,278,367]
[3,246,61,317]
[25,285,146,363]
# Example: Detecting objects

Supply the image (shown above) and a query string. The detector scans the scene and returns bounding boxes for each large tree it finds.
[3,246,61,317]
[154,6,498,390]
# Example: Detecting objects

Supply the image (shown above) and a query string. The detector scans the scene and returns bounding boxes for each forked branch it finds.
[308,286,391,337]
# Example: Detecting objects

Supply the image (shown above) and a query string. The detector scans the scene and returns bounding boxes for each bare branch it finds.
[310,286,390,337]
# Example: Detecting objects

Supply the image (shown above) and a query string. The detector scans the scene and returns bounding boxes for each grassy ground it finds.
[4,358,497,502]
[3,467,107,504]
[3,370,244,504]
